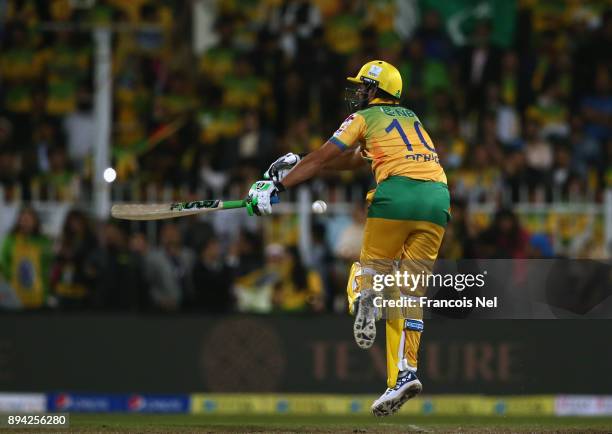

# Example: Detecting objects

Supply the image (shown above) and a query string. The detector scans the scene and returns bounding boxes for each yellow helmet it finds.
[347,60,402,99]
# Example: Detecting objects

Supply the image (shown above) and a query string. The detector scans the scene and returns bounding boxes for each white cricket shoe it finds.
[353,289,377,349]
[371,370,422,417]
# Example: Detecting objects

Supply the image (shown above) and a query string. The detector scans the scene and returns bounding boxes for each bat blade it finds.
[111,199,245,221]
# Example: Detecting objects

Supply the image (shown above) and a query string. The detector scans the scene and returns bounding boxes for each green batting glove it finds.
[246,180,280,216]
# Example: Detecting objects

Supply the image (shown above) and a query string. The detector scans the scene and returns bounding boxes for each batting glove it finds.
[246,180,283,216]
[263,152,301,183]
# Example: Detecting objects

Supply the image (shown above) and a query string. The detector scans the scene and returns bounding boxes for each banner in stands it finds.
[46,393,190,413]
[420,0,517,47]
[1,315,612,395]
[555,396,612,416]
[0,393,46,412]
[189,394,554,416]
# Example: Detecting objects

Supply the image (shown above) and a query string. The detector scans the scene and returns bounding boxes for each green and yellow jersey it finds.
[328,104,447,185]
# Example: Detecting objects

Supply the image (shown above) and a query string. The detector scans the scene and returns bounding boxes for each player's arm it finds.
[322,146,366,171]
[264,144,364,184]
[246,142,351,216]
[247,113,365,215]
[280,141,343,188]
[280,144,364,188]
[279,113,366,187]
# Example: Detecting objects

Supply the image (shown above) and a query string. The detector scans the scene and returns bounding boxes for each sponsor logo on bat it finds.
[170,200,220,211]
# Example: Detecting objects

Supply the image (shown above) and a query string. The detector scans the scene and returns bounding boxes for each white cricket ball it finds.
[103,167,117,183]
[312,200,327,214]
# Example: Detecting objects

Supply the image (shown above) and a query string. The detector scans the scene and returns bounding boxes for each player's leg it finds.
[346,262,363,316]
[347,187,380,317]
[366,177,449,416]
[399,221,445,374]
[372,221,445,416]
[349,217,410,349]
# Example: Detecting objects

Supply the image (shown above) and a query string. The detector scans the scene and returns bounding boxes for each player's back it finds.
[357,104,447,185]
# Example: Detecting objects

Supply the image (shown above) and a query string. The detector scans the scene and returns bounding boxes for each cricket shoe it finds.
[371,370,422,417]
[353,289,378,349]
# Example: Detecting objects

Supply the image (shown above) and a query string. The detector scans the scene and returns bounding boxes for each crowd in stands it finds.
[1,0,611,201]
[0,0,610,311]
[0,200,563,312]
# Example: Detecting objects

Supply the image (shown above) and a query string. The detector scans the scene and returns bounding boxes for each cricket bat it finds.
[111,199,247,221]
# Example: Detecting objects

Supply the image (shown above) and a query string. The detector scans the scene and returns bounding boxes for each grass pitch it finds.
[12,414,612,433]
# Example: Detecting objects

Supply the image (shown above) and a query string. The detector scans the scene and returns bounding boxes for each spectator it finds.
[323,0,363,56]
[581,65,612,143]
[271,246,324,312]
[63,87,94,172]
[191,236,235,313]
[50,209,97,309]
[266,0,322,60]
[495,53,522,145]
[0,146,20,194]
[414,9,453,63]
[475,209,529,258]
[439,199,474,259]
[235,243,323,313]
[499,51,519,108]
[334,203,366,261]
[569,116,601,179]
[127,231,150,309]
[523,117,553,196]
[436,112,466,170]
[90,223,148,310]
[399,38,450,103]
[552,145,575,198]
[34,145,78,201]
[236,110,275,172]
[527,80,569,139]
[453,144,502,203]
[234,242,279,314]
[234,230,264,277]
[460,20,501,114]
[501,149,528,203]
[145,223,194,312]
[0,206,52,309]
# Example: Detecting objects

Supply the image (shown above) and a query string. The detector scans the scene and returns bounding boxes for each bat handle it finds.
[222,200,249,209]
[224,196,279,214]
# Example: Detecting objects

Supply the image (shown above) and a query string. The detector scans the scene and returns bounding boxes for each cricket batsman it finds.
[246,60,450,416]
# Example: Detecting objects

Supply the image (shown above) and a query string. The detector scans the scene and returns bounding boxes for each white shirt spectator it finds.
[525,140,553,171]
[63,111,94,169]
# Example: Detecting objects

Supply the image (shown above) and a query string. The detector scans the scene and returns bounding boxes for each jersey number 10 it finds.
[385,119,437,153]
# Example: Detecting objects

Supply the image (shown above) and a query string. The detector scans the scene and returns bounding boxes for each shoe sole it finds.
[371,380,422,417]
[353,290,376,349]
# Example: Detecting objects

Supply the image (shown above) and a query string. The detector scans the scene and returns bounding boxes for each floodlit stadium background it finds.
[0,0,611,419]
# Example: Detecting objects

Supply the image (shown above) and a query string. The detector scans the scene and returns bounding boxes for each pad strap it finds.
[404,319,424,332]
